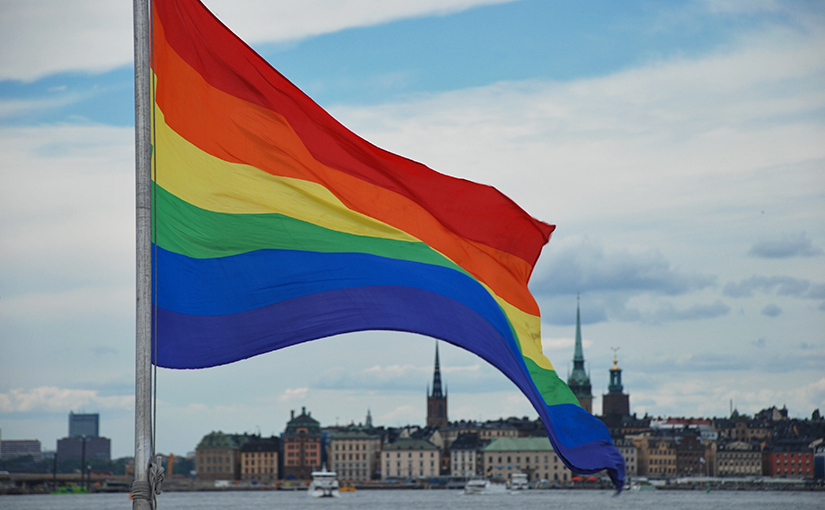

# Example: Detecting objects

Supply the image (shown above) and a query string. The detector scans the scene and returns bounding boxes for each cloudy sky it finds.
[1,0,823,459]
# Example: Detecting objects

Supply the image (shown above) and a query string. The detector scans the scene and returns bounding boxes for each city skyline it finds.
[1,0,824,459]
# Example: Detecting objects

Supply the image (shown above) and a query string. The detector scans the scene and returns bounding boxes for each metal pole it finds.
[133,0,152,508]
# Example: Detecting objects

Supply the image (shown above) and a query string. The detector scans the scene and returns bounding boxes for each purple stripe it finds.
[155,285,526,379]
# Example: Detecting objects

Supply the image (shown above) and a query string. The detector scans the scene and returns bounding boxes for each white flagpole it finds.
[133,0,153,508]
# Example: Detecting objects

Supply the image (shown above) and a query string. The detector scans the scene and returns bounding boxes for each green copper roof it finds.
[196,431,248,450]
[482,437,554,452]
[330,430,381,440]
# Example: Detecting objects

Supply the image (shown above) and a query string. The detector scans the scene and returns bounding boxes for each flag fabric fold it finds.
[151,0,625,489]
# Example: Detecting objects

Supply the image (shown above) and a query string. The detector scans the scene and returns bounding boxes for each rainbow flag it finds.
[151,0,624,489]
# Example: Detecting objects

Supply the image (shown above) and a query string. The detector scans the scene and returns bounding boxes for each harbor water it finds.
[1,489,823,510]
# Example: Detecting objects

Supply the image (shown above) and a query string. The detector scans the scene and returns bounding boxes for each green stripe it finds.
[154,185,468,275]
[524,357,580,407]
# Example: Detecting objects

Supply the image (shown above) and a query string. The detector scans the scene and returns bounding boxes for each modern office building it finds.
[69,412,99,438]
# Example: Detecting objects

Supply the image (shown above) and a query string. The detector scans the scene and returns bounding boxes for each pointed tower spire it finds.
[573,293,585,366]
[431,342,443,398]
[567,294,593,413]
[427,342,448,428]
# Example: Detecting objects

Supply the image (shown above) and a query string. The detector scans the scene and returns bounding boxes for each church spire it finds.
[427,342,448,428]
[567,294,593,413]
[573,294,585,366]
[431,342,443,399]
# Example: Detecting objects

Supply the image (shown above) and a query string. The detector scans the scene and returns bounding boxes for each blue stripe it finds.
[154,245,516,344]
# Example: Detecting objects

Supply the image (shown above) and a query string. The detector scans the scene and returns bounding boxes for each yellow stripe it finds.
[494,295,554,371]
[154,106,420,243]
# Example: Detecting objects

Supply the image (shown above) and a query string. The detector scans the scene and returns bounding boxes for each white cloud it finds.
[0,0,516,81]
[203,0,516,45]
[331,23,825,230]
[380,404,417,423]
[0,386,132,413]
[0,124,133,300]
[0,93,89,120]
[277,387,309,403]
[0,1,133,81]
[629,373,825,419]
[362,364,428,379]
[532,236,716,297]
[541,337,593,352]
[1,285,133,320]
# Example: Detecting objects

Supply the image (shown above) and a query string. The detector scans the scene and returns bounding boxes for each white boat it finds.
[464,477,508,495]
[308,465,340,498]
[508,473,530,490]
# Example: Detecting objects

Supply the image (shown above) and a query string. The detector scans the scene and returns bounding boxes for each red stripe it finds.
[154,0,554,268]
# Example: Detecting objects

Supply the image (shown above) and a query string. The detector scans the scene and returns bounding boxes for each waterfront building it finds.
[56,411,110,463]
[69,412,99,438]
[618,414,652,437]
[631,435,677,477]
[426,343,448,429]
[240,436,280,483]
[674,433,706,477]
[715,441,761,477]
[440,417,541,450]
[282,407,322,480]
[567,297,592,414]
[652,417,717,442]
[478,419,520,441]
[195,431,243,481]
[56,436,111,462]
[449,433,486,477]
[612,438,638,478]
[0,439,42,461]
[762,440,814,478]
[381,438,439,480]
[439,420,482,449]
[714,416,770,442]
[482,437,572,484]
[328,428,382,482]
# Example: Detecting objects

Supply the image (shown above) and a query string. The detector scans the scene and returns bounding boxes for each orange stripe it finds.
[152,10,539,316]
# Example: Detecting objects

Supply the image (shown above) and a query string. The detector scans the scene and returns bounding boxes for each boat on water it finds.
[463,477,508,495]
[508,473,530,490]
[308,466,340,498]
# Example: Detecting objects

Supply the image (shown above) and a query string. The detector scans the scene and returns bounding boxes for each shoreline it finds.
[3,479,824,496]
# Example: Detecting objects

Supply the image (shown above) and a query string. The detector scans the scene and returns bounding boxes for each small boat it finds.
[308,465,339,498]
[464,477,507,495]
[339,485,356,492]
[508,473,530,490]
